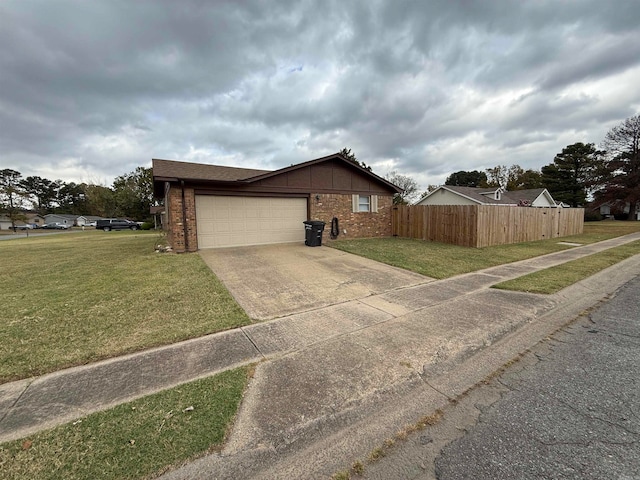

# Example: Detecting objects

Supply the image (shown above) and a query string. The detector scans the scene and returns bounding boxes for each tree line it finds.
[436,114,640,217]
[0,166,154,228]
[3,114,638,228]
[440,143,599,208]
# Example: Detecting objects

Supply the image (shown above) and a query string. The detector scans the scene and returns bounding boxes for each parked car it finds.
[96,218,140,231]
[42,223,70,230]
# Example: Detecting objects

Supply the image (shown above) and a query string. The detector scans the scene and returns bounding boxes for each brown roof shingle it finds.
[152,158,271,182]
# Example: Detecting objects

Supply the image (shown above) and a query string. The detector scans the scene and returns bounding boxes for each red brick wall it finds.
[309,193,393,243]
[166,189,393,251]
[166,186,198,253]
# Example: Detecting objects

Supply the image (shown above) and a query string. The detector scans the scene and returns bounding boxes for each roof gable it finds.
[502,188,556,206]
[152,153,401,194]
[244,153,401,193]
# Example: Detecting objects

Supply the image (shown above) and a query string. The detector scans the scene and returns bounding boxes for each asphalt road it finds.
[362,275,640,480]
[0,230,78,240]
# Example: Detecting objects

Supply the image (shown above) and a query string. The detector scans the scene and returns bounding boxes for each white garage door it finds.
[195,195,308,248]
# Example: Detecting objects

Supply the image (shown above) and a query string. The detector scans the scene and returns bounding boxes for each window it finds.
[352,194,378,213]
[358,195,370,212]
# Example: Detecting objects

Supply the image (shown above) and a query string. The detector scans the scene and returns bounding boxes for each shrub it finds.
[584,211,602,222]
[141,221,154,230]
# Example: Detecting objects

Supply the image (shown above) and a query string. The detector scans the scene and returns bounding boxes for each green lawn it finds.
[0,367,250,480]
[3,222,638,384]
[493,240,640,294]
[330,221,640,279]
[0,231,252,383]
[1,222,638,479]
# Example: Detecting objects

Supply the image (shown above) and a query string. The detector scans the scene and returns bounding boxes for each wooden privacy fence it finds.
[392,205,584,248]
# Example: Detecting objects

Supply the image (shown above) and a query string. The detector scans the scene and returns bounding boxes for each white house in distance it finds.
[416,186,558,207]
[76,215,102,226]
[43,213,79,227]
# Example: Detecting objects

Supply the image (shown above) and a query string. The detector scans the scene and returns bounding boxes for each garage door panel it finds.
[196,195,307,249]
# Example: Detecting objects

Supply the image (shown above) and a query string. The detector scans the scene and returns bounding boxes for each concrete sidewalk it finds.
[1,232,639,458]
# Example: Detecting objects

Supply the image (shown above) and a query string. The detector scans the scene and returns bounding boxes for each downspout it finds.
[181,180,189,252]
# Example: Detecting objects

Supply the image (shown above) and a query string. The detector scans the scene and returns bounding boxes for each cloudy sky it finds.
[2,0,640,191]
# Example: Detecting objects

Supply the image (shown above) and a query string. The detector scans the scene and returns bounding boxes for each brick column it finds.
[167,186,198,252]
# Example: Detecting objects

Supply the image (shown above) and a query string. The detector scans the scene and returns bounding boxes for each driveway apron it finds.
[198,243,432,320]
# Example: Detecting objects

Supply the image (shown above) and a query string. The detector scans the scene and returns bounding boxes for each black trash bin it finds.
[303,220,325,247]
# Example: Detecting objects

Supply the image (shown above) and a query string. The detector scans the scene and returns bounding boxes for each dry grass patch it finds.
[0,232,252,382]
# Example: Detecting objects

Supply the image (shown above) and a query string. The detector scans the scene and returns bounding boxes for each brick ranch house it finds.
[152,153,402,252]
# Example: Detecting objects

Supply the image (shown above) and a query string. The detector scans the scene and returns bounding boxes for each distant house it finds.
[76,215,102,226]
[0,212,45,229]
[0,215,12,230]
[592,200,640,220]
[416,186,558,208]
[44,214,78,227]
[25,212,45,227]
[149,206,164,229]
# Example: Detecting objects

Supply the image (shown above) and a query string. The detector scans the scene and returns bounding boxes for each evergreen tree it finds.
[339,148,372,171]
[541,142,603,207]
[445,170,488,187]
[0,169,28,229]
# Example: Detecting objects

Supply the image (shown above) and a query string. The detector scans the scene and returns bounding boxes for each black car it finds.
[96,219,140,231]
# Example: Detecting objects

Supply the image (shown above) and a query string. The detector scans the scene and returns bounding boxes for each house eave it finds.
[244,152,403,194]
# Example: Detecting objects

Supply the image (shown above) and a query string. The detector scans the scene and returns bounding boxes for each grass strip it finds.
[0,231,252,383]
[0,367,250,480]
[331,222,640,279]
[492,240,640,294]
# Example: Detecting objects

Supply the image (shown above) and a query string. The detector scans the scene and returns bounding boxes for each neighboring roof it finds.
[425,186,511,205]
[152,158,270,182]
[45,213,79,220]
[0,212,44,218]
[77,215,102,220]
[419,186,556,206]
[502,188,549,204]
[152,152,402,193]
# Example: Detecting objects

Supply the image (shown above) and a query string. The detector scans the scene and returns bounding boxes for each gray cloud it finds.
[1,0,639,191]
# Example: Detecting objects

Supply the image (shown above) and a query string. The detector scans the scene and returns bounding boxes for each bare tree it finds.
[385,171,419,204]
[598,114,640,219]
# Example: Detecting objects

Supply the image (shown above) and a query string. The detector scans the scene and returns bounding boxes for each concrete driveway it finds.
[199,243,431,320]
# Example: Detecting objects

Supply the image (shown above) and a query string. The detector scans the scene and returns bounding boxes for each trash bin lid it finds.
[303,220,326,226]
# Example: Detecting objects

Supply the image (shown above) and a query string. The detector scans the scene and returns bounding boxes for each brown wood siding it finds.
[250,159,392,194]
[312,164,334,189]
[286,167,312,188]
[392,205,584,248]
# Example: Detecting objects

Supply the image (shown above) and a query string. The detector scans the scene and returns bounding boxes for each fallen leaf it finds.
[22,440,33,450]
